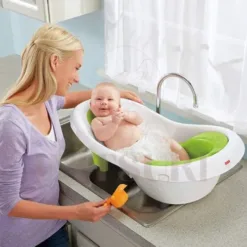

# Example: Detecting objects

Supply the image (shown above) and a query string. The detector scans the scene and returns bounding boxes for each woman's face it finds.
[52,49,83,96]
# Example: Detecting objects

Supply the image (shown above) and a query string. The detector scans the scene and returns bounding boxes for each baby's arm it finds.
[124,111,143,125]
[91,118,119,142]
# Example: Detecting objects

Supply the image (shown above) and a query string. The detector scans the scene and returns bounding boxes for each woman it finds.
[0,24,142,247]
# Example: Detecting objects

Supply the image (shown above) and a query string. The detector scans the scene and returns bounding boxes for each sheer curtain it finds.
[104,0,247,136]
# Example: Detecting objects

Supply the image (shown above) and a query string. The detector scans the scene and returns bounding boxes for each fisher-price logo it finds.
[225,160,230,165]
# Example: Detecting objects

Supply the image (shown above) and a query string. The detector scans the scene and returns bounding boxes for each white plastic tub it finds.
[132,175,220,204]
[70,99,245,204]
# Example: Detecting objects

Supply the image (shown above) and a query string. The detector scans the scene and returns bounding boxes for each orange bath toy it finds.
[104,184,128,208]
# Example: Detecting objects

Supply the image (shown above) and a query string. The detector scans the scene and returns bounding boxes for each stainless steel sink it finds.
[59,118,243,227]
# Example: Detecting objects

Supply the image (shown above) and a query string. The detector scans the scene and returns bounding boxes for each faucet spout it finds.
[156,73,198,114]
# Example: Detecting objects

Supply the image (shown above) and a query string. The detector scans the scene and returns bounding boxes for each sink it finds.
[59,118,243,227]
[59,119,184,227]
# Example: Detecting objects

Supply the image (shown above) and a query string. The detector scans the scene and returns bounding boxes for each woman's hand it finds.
[120,90,143,104]
[75,200,111,222]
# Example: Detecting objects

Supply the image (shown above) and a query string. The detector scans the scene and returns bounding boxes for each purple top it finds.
[0,95,67,247]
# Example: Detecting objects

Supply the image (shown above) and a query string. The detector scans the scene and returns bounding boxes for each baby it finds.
[90,82,190,163]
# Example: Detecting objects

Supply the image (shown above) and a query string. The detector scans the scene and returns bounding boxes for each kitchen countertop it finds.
[59,160,247,247]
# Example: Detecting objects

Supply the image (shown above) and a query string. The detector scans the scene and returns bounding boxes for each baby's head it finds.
[90,82,120,117]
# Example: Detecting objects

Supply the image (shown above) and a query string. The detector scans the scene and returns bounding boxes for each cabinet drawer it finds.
[77,231,99,247]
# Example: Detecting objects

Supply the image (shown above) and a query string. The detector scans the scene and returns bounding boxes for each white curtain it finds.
[104,0,247,136]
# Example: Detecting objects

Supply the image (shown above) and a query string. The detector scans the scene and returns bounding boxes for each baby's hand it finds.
[112,108,124,124]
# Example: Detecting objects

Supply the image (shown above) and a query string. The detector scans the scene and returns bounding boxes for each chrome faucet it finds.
[156,72,198,113]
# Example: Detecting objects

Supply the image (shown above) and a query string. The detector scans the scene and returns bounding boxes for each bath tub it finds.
[70,99,245,204]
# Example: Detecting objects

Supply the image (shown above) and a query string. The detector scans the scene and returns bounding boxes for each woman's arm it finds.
[63,90,92,109]
[0,121,110,222]
[9,200,110,222]
[9,200,77,220]
[63,88,143,109]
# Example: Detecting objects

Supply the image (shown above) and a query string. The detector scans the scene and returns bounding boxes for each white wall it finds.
[0,8,15,56]
[0,8,105,89]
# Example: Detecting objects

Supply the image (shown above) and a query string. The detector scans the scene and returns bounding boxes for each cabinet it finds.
[67,224,98,247]
[2,0,101,23]
[2,0,48,21]
[76,231,99,247]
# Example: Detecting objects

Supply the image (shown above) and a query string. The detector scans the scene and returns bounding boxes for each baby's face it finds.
[90,86,120,117]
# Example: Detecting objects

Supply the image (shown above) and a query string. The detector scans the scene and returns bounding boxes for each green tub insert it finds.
[87,109,109,172]
[148,131,228,166]
[87,109,229,169]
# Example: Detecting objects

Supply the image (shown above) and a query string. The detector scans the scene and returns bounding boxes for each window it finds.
[104,0,247,136]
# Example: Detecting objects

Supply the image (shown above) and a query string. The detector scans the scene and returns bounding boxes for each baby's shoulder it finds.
[91,117,103,128]
[91,117,102,123]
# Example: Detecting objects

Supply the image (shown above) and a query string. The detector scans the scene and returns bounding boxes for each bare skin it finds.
[92,109,143,150]
[90,85,190,163]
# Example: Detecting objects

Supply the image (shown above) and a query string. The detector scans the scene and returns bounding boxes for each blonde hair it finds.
[1,24,82,106]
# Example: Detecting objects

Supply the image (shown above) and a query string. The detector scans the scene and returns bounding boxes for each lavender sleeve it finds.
[0,120,26,215]
[51,95,65,111]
